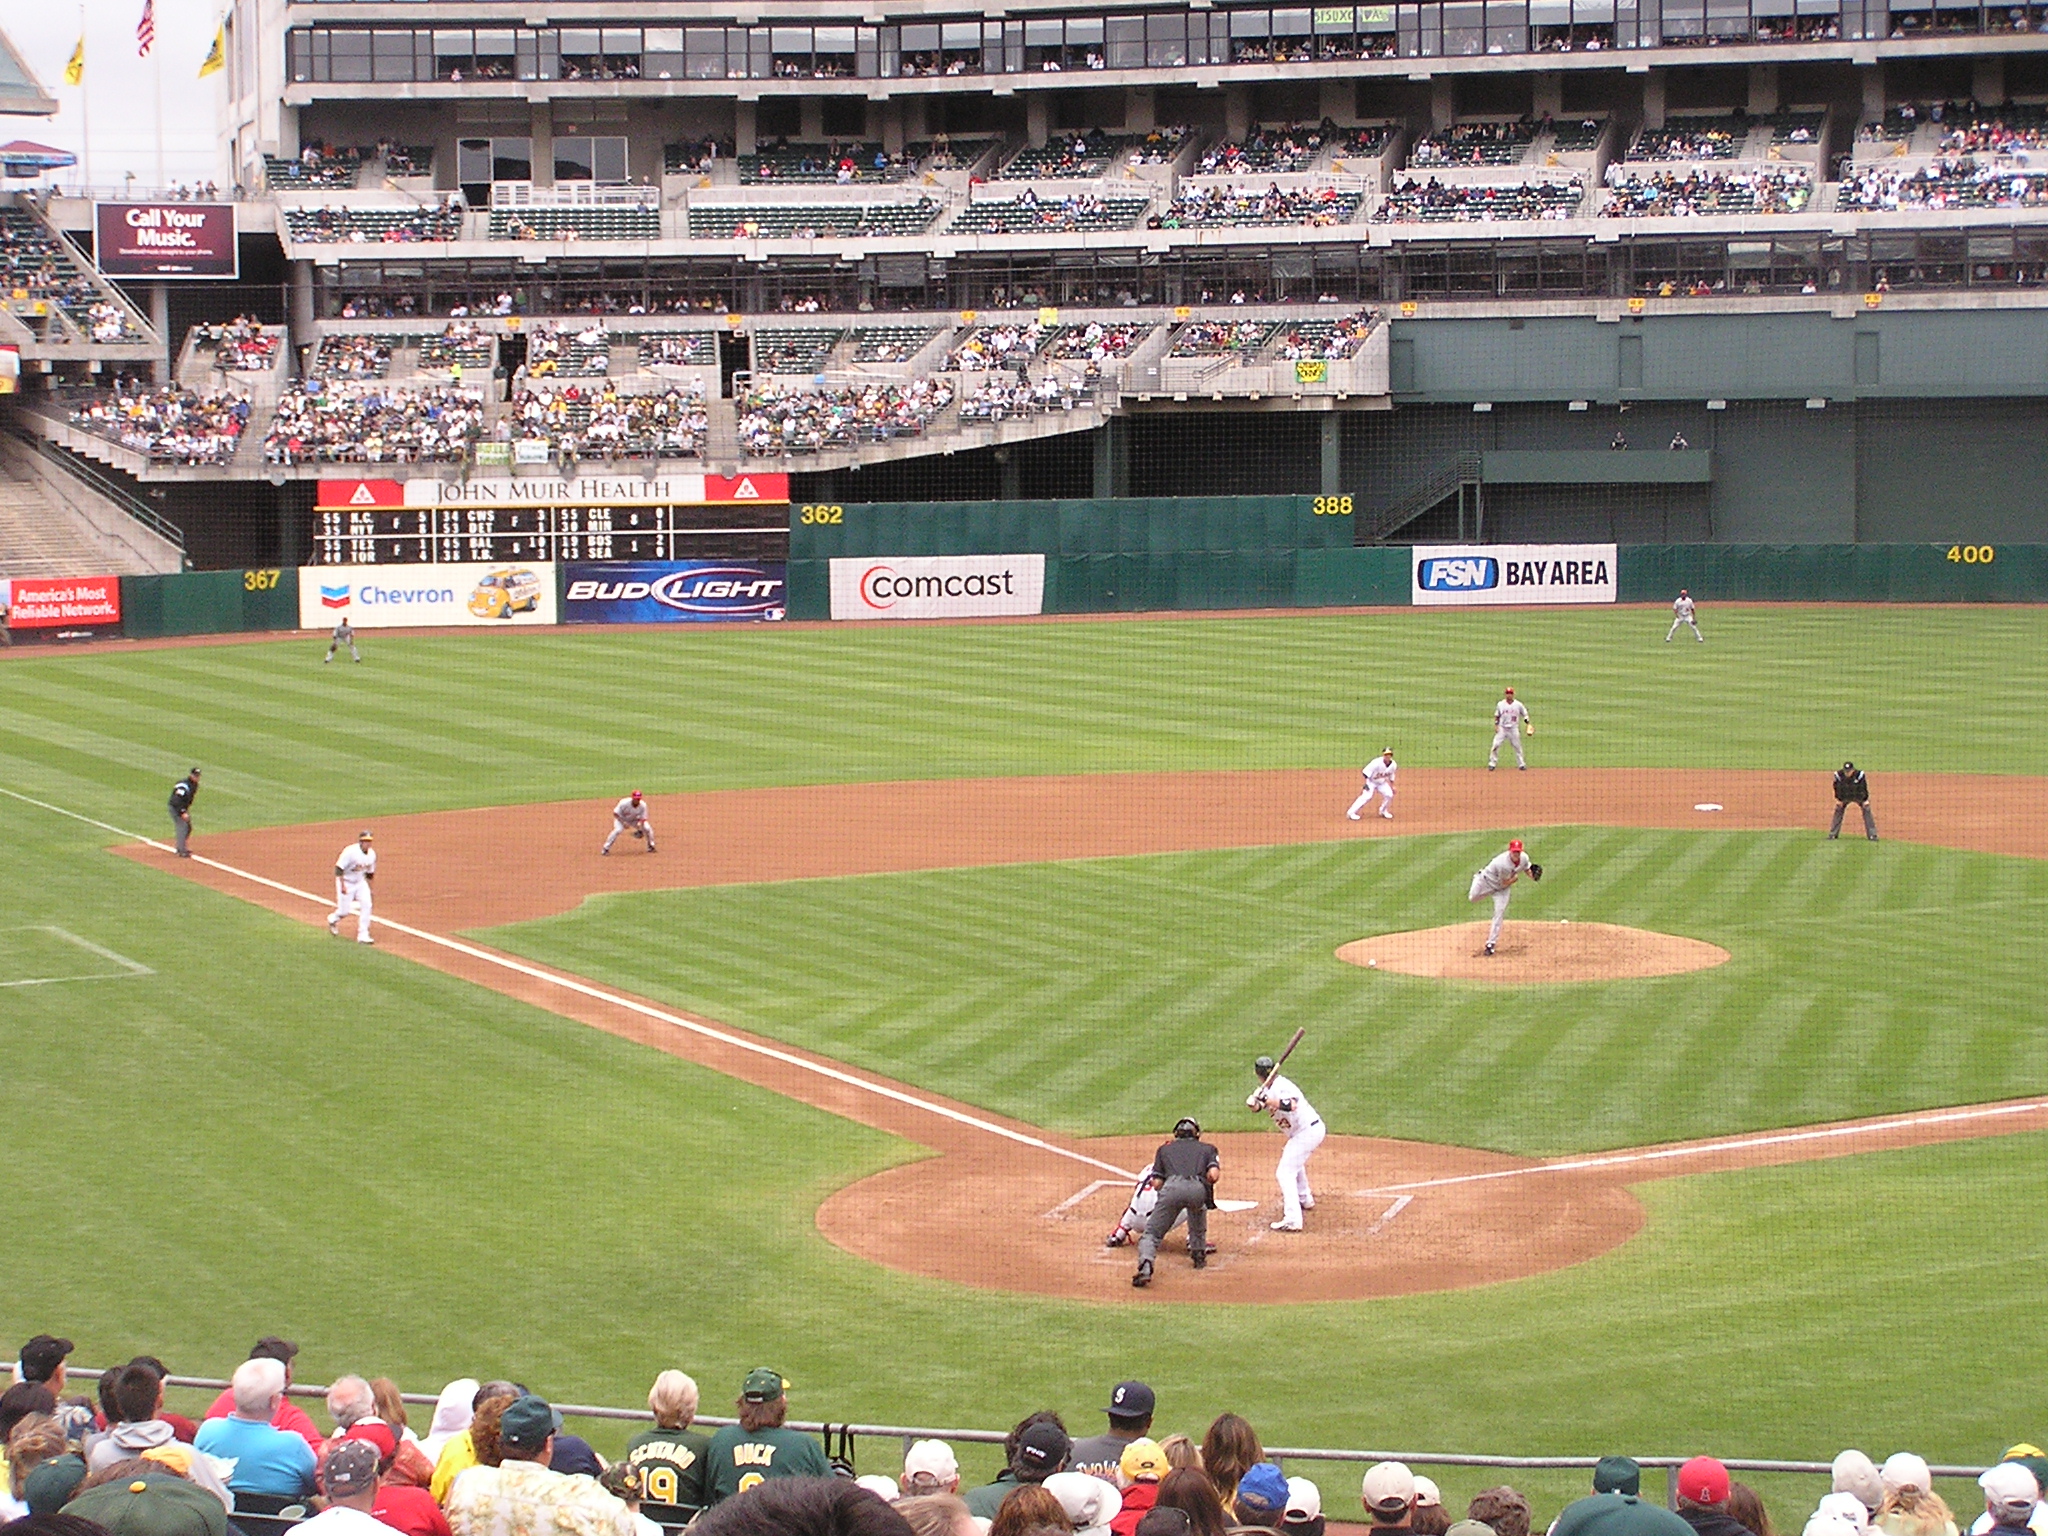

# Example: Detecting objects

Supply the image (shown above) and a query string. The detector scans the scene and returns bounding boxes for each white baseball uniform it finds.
[1467,845,1528,949]
[602,795,656,854]
[329,841,377,943]
[1667,594,1703,642]
[1490,696,1529,770]
[1107,1170,1202,1249]
[1348,755,1398,820]
[1247,1072,1325,1229]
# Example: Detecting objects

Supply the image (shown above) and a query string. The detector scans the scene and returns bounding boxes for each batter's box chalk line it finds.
[0,925,155,988]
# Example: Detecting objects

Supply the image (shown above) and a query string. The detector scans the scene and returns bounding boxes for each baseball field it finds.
[3,603,2044,1515]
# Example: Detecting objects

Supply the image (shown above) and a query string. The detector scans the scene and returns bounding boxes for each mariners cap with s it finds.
[740,1368,788,1402]
[1106,1379,1155,1417]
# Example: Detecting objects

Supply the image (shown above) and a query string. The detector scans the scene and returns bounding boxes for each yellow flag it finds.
[197,25,225,77]
[63,35,84,86]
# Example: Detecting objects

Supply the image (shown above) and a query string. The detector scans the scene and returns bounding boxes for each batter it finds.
[602,791,657,855]
[1248,1056,1325,1231]
[328,830,378,944]
[1467,838,1537,956]
[1489,689,1531,771]
[1347,750,1398,821]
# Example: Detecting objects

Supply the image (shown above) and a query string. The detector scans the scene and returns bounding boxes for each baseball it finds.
[1368,959,1378,967]
[1561,919,1571,925]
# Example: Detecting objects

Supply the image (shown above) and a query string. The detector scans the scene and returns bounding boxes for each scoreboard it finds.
[309,474,791,566]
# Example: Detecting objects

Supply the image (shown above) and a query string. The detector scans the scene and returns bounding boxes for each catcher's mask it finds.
[1253,1055,1277,1079]
[1173,1117,1201,1139]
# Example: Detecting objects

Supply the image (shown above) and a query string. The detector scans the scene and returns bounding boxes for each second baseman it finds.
[328,830,377,944]
[1347,750,1398,821]
[1468,838,1541,955]
[1489,688,1531,771]
[1248,1055,1325,1231]
[602,791,657,855]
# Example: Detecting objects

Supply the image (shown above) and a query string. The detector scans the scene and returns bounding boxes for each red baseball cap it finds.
[1678,1458,1730,1505]
[1509,840,1524,854]
[341,1420,398,1461]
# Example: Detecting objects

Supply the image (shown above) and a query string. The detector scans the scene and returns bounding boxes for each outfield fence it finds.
[68,1365,1994,1508]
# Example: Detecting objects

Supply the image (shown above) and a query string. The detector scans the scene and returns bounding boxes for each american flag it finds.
[136,0,155,56]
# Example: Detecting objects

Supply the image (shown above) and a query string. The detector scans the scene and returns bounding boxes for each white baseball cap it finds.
[855,1475,900,1502]
[902,1440,958,1487]
[1881,1455,1933,1495]
[1286,1477,1324,1523]
[1414,1477,1442,1509]
[1981,1463,2040,1512]
[1363,1461,1417,1513]
[1044,1471,1118,1536]
[1815,1492,1872,1532]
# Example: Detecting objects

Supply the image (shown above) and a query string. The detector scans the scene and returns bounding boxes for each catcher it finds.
[602,791,657,855]
[1468,838,1540,956]
[1106,1170,1215,1257]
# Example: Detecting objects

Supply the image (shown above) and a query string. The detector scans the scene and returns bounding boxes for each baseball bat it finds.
[1256,1026,1307,1097]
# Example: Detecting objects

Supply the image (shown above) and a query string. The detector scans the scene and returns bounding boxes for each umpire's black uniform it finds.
[1830,762,1876,841]
[1134,1119,1219,1286]
[168,769,201,857]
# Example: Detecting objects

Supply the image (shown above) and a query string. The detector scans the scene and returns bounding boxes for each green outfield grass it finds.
[0,607,2041,1487]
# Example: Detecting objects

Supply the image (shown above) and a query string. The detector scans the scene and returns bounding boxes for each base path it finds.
[119,766,2048,1303]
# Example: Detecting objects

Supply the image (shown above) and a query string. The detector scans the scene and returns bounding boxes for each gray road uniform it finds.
[1133,1122,1219,1286]
[1468,842,1531,953]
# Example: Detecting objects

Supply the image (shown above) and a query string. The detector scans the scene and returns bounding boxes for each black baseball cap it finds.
[1106,1380,1155,1418]
[1015,1421,1071,1476]
[19,1335,73,1382]
[249,1337,298,1363]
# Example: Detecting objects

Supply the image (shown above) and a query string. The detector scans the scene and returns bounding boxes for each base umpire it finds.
[1829,761,1878,841]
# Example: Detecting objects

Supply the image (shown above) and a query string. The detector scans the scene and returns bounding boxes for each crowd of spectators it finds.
[1042,321,1151,364]
[265,144,366,190]
[197,316,280,371]
[1275,311,1379,360]
[418,321,495,371]
[1150,184,1361,228]
[264,381,484,464]
[283,200,465,244]
[68,383,250,464]
[0,209,101,311]
[507,382,708,459]
[1931,103,2048,155]
[1600,168,1813,215]
[1169,319,1274,356]
[946,322,1046,372]
[959,375,1092,421]
[526,323,613,378]
[1374,178,1585,222]
[635,332,717,367]
[738,378,953,453]
[6,1343,2039,1536]
[1629,118,1747,160]
[312,335,395,379]
[953,191,1147,234]
[1836,159,2048,210]
[1410,120,1540,166]
[1197,124,1329,174]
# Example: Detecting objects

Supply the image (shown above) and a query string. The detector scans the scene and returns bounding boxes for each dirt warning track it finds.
[114,766,2048,1303]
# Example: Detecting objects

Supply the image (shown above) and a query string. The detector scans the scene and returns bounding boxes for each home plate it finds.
[1214,1199,1257,1212]
[1694,803,1724,812]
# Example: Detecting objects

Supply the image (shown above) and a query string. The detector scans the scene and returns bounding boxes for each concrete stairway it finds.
[0,451,118,577]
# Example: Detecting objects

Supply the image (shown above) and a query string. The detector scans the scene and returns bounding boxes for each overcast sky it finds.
[6,0,222,192]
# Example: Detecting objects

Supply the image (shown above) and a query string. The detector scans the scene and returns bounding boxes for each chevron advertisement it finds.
[1412,544,1617,606]
[297,564,559,628]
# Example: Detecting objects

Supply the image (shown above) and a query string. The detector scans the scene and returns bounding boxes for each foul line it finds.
[1366,1194,1412,1235]
[1355,1097,2048,1198]
[1,787,1136,1181]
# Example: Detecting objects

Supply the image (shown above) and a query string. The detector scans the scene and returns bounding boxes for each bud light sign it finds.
[1412,544,1617,606]
[562,561,786,623]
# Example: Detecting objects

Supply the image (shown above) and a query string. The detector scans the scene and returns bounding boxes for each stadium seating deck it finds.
[311,334,398,379]
[1628,116,1750,161]
[738,143,908,183]
[1375,178,1585,222]
[632,332,719,368]
[1410,121,1539,167]
[285,203,465,244]
[1550,119,1607,153]
[949,194,1149,234]
[1168,319,1279,357]
[489,207,661,241]
[851,326,940,363]
[686,201,942,239]
[752,327,844,373]
[417,325,495,370]
[264,148,365,189]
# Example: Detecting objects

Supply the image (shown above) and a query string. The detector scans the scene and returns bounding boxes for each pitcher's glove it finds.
[1528,863,1543,881]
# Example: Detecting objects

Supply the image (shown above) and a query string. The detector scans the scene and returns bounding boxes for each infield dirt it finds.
[126,766,2048,1303]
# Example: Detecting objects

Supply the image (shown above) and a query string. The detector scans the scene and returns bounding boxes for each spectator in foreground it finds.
[690,1477,914,1536]
[894,1491,978,1536]
[702,1371,830,1505]
[445,1396,634,1536]
[1597,1461,1644,1499]
[1471,1488,1533,1536]
[1283,1478,1324,1536]
[1970,1454,2048,1536]
[7,1417,73,1520]
[296,1442,390,1536]
[966,1419,1069,1521]
[1976,1466,2040,1536]
[63,1460,229,1536]
[1231,1463,1291,1531]
[202,1339,323,1451]
[1201,1418,1263,1509]
[1112,1442,1168,1536]
[1154,1467,1229,1535]
[1873,1458,1957,1536]
[1043,1472,1118,1536]
[1677,1459,1749,1536]
[1072,1385,1155,1483]
[994,1485,1070,1536]
[1835,1456,1886,1521]
[1552,1482,1694,1536]
[898,1443,958,1501]
[420,1382,479,1466]
[1414,1479,1451,1536]
[1363,1463,1417,1532]
[194,1360,316,1498]
[1728,1484,1775,1536]
[431,1384,518,1502]
[336,1421,449,1536]
[87,1364,232,1509]
[621,1372,710,1514]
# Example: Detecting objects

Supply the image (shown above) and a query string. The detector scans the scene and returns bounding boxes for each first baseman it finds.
[1131,1116,1220,1288]
[602,791,656,854]
[1667,590,1703,643]
[1489,689,1531,771]
[325,617,361,663]
[328,830,377,944]
[167,767,201,858]
[1248,1055,1324,1231]
[1468,838,1540,955]
[1347,750,1398,821]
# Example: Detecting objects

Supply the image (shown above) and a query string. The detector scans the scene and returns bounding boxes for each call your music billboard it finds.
[94,203,239,280]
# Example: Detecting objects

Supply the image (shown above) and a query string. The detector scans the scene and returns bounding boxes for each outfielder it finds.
[602,791,657,854]
[1666,590,1703,643]
[1489,688,1531,771]
[1131,1116,1220,1288]
[324,617,361,663]
[1347,750,1398,821]
[1248,1056,1324,1231]
[328,830,377,944]
[1468,838,1540,956]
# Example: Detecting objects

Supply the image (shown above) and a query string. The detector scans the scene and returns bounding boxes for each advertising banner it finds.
[1412,544,1617,607]
[1,574,122,640]
[398,472,789,507]
[94,202,238,279]
[297,563,558,628]
[828,554,1046,621]
[316,478,405,509]
[563,561,787,623]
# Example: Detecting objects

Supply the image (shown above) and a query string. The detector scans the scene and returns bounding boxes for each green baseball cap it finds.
[741,1368,788,1402]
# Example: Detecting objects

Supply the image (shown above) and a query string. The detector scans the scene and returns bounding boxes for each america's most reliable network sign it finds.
[1411,544,1618,606]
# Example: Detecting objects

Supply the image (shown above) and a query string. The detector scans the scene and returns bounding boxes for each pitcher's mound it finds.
[1337,921,1730,983]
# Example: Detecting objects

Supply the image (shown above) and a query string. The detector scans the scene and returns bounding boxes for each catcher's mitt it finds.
[1528,863,1544,881]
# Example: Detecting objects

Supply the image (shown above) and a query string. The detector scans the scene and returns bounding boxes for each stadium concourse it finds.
[4,1341,2044,1536]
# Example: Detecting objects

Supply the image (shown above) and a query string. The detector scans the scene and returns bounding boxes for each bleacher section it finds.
[1551,119,1607,153]
[285,202,465,244]
[383,145,433,176]
[264,382,484,465]
[0,208,146,340]
[851,326,939,363]
[665,140,730,175]
[950,194,1149,234]
[508,381,708,459]
[264,147,366,189]
[192,321,280,372]
[1271,311,1380,360]
[737,379,954,454]
[1837,163,2048,211]
[1374,178,1584,222]
[1169,319,1278,357]
[1602,169,1814,216]
[1042,321,1152,364]
[311,334,397,379]
[526,323,613,377]
[738,143,908,183]
[68,385,251,465]
[1410,121,1539,167]
[1628,117,1748,161]
[1195,127,1326,174]
[753,328,843,373]
[686,200,942,239]
[906,137,998,171]
[1153,186,1362,228]
[999,127,1193,179]
[417,324,494,371]
[632,333,718,368]
[958,376,1092,421]
[489,206,660,241]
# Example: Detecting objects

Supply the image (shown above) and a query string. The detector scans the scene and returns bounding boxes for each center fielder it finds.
[1467,837,1540,956]
[328,830,377,944]
[1489,688,1531,771]
[324,617,361,663]
[602,791,657,855]
[1248,1055,1325,1231]
[1666,590,1703,643]
[1347,750,1398,821]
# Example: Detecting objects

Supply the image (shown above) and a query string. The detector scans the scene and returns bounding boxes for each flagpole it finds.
[153,28,165,190]
[77,4,91,195]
